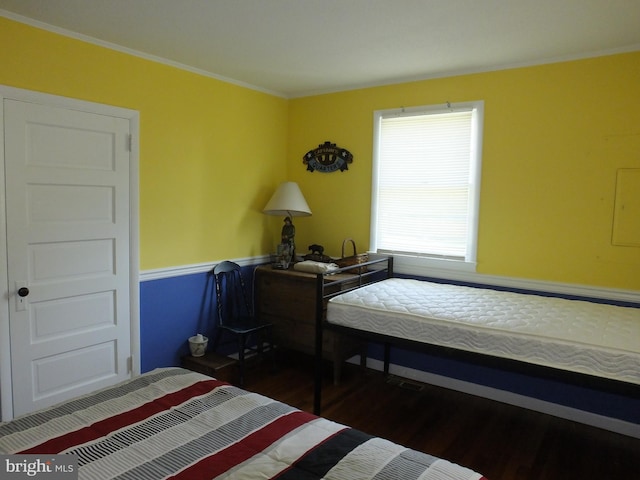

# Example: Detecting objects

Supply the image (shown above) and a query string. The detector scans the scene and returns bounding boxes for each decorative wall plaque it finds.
[303,141,353,173]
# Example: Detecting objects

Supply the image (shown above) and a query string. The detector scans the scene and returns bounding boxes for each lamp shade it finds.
[263,182,312,217]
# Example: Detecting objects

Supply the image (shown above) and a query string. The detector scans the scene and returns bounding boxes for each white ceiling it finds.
[2,0,640,98]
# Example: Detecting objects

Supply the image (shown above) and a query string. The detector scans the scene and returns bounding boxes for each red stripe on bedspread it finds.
[20,379,225,454]
[169,410,318,480]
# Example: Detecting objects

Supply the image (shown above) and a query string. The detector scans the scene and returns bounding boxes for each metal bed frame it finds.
[312,257,640,420]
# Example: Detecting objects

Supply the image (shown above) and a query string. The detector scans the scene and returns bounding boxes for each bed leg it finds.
[314,275,324,416]
[384,343,391,376]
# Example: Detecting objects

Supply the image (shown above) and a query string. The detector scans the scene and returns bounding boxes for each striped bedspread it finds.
[0,368,486,479]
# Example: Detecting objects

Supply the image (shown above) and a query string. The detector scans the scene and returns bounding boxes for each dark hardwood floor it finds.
[237,351,640,480]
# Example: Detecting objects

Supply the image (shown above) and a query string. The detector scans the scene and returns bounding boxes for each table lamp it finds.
[263,181,312,265]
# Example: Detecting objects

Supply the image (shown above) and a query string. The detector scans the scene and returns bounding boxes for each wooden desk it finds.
[255,265,363,384]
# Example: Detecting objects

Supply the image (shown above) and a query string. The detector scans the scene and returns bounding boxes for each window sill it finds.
[389,253,477,279]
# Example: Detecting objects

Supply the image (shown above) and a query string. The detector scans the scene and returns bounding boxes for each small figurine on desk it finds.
[281,216,295,245]
[308,244,324,256]
[303,243,333,263]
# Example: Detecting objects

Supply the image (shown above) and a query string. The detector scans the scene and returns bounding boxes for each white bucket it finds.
[188,334,208,357]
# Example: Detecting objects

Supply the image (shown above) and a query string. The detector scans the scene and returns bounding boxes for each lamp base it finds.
[272,243,292,269]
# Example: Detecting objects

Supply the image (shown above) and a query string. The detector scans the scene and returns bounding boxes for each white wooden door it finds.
[4,99,132,416]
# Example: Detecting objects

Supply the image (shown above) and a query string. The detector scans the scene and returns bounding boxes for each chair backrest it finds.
[212,261,253,326]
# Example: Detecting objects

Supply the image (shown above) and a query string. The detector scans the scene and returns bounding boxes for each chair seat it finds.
[221,318,271,335]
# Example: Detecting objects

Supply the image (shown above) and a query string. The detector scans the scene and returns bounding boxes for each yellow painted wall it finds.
[288,53,640,290]
[2,17,639,291]
[0,17,289,269]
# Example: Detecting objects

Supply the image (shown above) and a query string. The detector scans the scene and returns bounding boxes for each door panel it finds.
[28,184,115,224]
[30,239,115,280]
[31,291,115,338]
[32,341,118,402]
[27,121,116,171]
[4,99,132,416]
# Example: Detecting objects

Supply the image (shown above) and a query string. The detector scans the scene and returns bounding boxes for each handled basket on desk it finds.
[335,238,369,274]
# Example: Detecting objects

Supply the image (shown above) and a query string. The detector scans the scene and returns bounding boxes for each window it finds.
[371,101,483,273]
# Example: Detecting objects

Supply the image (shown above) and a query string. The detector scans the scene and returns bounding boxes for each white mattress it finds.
[327,278,640,385]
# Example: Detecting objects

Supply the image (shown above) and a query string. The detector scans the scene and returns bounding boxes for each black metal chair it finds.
[211,261,274,386]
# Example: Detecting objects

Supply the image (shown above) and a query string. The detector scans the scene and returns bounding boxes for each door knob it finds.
[18,287,30,297]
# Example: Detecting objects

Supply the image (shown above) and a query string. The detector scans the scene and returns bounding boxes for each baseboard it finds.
[355,357,640,439]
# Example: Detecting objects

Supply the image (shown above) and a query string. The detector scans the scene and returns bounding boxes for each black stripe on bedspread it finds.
[276,427,370,479]
[277,427,442,480]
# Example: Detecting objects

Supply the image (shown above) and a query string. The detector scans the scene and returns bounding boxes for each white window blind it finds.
[371,102,483,265]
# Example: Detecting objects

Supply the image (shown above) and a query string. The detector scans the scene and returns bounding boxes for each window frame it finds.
[370,100,484,275]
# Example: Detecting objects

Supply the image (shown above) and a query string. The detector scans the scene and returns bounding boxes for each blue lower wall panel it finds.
[140,271,214,372]
[140,265,257,373]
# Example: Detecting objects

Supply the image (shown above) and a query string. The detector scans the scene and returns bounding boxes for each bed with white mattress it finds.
[312,257,640,422]
[327,278,640,385]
